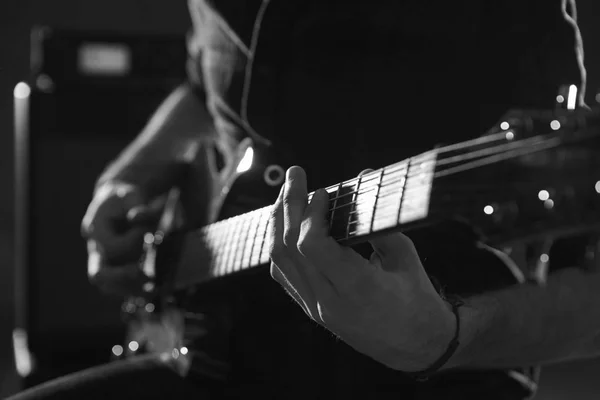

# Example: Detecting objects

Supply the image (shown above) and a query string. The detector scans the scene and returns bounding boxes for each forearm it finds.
[450,267,600,369]
[97,83,217,198]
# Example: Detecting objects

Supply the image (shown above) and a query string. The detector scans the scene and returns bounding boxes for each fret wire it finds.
[329,186,404,220]
[396,158,412,225]
[223,217,238,276]
[333,196,408,227]
[369,168,385,235]
[240,214,253,267]
[331,208,401,229]
[246,210,260,269]
[252,210,268,265]
[329,181,343,231]
[329,187,378,213]
[246,210,262,268]
[258,209,271,265]
[320,131,568,207]
[236,213,254,270]
[208,228,218,277]
[234,214,250,272]
[328,178,384,203]
[259,208,271,265]
[326,172,416,213]
[208,224,219,277]
[229,218,241,274]
[194,132,581,276]
[218,222,229,277]
[213,225,224,277]
[345,173,363,239]
[225,218,237,275]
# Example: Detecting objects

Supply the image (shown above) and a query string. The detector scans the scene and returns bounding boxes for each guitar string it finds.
[204,134,571,274]
[207,131,566,236]
[204,131,557,239]
[202,122,599,274]
[203,117,597,236]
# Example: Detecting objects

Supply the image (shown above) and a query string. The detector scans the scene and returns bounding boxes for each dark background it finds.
[0,0,599,398]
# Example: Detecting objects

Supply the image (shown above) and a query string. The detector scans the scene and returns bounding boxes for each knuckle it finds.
[296,235,314,256]
[297,222,318,255]
[282,227,300,247]
[282,196,303,210]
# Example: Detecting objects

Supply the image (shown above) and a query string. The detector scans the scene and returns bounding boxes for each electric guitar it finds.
[117,103,600,398]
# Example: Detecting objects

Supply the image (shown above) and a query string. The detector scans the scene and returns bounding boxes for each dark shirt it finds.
[184,0,587,398]
[187,0,585,189]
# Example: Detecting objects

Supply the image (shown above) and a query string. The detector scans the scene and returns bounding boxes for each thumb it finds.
[368,232,422,273]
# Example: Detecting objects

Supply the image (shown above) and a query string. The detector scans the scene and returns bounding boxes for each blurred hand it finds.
[268,166,455,372]
[81,182,167,296]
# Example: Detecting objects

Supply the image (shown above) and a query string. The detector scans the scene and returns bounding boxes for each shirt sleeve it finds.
[186,0,209,100]
[513,0,587,109]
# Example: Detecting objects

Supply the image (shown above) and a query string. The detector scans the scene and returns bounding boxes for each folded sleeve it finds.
[186,0,210,100]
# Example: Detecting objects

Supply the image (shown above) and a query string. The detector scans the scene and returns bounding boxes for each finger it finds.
[88,246,149,297]
[269,183,286,260]
[283,166,308,248]
[269,185,318,314]
[269,185,307,291]
[270,262,314,319]
[368,232,422,273]
[85,200,151,263]
[299,189,356,293]
[97,226,149,264]
[298,188,337,257]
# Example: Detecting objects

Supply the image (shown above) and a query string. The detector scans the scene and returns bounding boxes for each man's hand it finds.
[268,166,457,372]
[81,182,167,296]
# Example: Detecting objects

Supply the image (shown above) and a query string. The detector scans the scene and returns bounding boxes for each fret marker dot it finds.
[505,131,514,141]
[484,205,494,215]
[500,121,510,130]
[540,253,550,263]
[538,190,550,201]
[595,181,600,193]
[550,120,561,131]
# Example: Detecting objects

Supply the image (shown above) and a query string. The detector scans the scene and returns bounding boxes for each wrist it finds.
[405,298,462,379]
[442,296,497,370]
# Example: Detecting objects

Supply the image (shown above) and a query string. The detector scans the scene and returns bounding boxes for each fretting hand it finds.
[268,166,457,372]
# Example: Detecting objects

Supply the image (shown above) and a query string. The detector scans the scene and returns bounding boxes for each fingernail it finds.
[286,166,300,182]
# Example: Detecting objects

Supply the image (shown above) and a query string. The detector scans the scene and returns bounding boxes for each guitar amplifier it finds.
[13,26,187,388]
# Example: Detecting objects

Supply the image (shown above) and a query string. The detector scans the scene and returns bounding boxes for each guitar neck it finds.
[201,151,438,280]
[171,107,600,286]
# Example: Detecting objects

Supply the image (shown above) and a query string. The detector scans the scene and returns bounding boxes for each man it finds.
[9,0,595,399]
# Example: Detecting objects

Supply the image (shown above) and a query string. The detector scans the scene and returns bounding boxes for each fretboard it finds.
[201,150,438,279]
